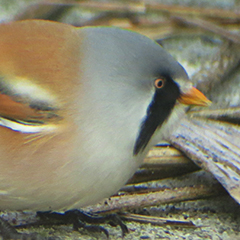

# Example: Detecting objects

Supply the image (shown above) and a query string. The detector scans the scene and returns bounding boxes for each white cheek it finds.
[153,103,187,143]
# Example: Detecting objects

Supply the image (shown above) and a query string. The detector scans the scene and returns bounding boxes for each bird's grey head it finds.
[80,27,191,156]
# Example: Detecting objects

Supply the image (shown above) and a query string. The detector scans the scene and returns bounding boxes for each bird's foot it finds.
[37,209,129,238]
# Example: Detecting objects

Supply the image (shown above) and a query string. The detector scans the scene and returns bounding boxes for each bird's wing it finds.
[0,20,81,133]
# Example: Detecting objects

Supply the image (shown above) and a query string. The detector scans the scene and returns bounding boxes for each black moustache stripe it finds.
[133,77,180,155]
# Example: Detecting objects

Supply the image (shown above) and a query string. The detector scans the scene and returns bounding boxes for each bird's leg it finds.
[37,209,129,238]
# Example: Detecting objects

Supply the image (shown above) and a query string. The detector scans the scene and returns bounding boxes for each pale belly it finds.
[0,125,142,211]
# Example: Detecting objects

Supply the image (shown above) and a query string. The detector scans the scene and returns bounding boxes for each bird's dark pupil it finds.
[157,80,163,87]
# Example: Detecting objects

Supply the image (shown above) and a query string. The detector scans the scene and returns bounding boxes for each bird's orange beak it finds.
[179,87,211,107]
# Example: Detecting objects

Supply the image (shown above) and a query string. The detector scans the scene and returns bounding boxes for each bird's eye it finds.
[154,78,165,89]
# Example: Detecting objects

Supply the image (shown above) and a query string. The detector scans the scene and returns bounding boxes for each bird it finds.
[0,19,210,232]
